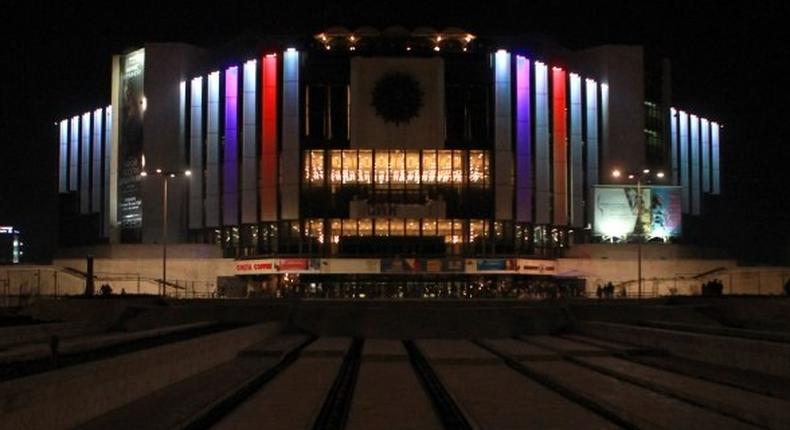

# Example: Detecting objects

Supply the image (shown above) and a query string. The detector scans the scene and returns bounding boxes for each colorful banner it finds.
[593,185,682,239]
[475,259,517,271]
[380,258,465,273]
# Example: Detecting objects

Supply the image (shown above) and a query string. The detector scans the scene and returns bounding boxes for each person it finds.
[784,278,790,296]
[596,284,603,300]
[100,283,113,296]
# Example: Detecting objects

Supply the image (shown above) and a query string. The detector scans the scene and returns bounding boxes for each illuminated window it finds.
[375,218,389,236]
[330,219,342,244]
[330,150,342,184]
[469,150,489,185]
[422,218,437,236]
[342,219,357,236]
[358,218,373,236]
[437,150,453,183]
[359,150,373,184]
[308,219,324,244]
[375,151,389,184]
[406,151,420,185]
[391,150,405,186]
[342,150,357,184]
[422,150,437,183]
[469,220,488,242]
[389,218,405,236]
[405,218,420,236]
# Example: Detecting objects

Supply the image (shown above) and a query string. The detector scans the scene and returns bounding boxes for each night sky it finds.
[2,1,788,263]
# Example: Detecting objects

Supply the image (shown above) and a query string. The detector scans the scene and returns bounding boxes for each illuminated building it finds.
[0,226,22,265]
[53,28,722,295]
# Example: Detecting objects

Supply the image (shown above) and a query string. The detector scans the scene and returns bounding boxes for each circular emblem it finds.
[370,72,424,125]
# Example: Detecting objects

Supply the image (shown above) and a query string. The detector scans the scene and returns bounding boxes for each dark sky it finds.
[2,0,789,263]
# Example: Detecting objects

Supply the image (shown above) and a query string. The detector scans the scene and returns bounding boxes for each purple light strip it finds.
[223,66,239,225]
[515,55,532,222]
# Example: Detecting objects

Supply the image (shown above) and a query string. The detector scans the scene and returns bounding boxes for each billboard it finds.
[118,48,145,241]
[593,185,682,240]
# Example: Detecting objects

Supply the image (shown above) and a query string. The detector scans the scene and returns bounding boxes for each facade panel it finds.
[280,49,300,220]
[260,54,278,221]
[494,50,513,220]
[223,66,239,226]
[584,79,599,226]
[551,67,568,225]
[241,60,258,224]
[189,77,204,229]
[569,73,583,228]
[712,122,720,194]
[69,116,79,192]
[690,114,700,215]
[104,107,112,238]
[701,117,710,193]
[59,120,68,193]
[515,55,532,222]
[534,62,550,224]
[679,111,689,212]
[92,109,103,213]
[205,71,221,228]
[670,108,678,185]
[80,113,91,214]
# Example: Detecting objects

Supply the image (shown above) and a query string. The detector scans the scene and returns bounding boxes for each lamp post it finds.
[612,168,665,298]
[141,168,191,296]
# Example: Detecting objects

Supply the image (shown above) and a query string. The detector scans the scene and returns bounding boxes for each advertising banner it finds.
[474,259,517,272]
[118,48,145,241]
[380,258,465,273]
[517,259,556,275]
[593,185,682,239]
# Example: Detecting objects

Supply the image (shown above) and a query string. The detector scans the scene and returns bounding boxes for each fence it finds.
[0,266,217,307]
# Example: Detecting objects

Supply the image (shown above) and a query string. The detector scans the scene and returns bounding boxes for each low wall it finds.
[0,321,98,349]
[577,320,790,378]
[0,322,282,430]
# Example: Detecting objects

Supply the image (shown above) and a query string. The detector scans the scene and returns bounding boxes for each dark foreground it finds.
[1,297,789,429]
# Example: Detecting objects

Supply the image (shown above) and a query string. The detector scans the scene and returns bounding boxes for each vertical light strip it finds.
[515,55,532,222]
[92,109,103,212]
[701,117,710,193]
[109,55,121,241]
[260,54,278,221]
[534,61,550,224]
[223,66,239,226]
[494,49,513,221]
[104,106,112,238]
[670,107,679,185]
[601,83,609,175]
[569,73,583,228]
[241,59,258,224]
[80,112,91,214]
[690,114,700,215]
[679,110,689,213]
[584,79,599,226]
[58,120,68,193]
[711,122,720,195]
[280,48,300,220]
[69,116,79,192]
[551,67,568,225]
[205,71,221,227]
[189,77,204,229]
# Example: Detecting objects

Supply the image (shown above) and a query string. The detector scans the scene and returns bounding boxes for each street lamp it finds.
[611,168,665,299]
[140,168,191,296]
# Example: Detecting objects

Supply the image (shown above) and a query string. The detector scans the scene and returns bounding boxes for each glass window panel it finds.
[422,150,437,183]
[375,151,389,185]
[342,150,357,184]
[469,150,486,184]
[406,151,421,185]
[342,219,357,236]
[358,150,372,184]
[470,219,488,241]
[374,218,389,236]
[452,150,464,183]
[391,150,405,186]
[308,219,324,243]
[405,218,420,236]
[310,150,324,185]
[358,218,373,236]
[330,219,342,244]
[437,150,453,183]
[389,218,404,236]
[422,218,437,235]
[330,150,342,185]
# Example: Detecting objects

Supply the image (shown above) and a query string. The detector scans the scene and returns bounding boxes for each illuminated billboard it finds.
[593,185,682,240]
[118,48,145,240]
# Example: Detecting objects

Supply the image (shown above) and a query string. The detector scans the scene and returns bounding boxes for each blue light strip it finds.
[690,114,700,215]
[585,79,599,226]
[494,50,513,220]
[281,49,300,220]
[569,73,583,227]
[59,120,68,193]
[189,77,204,229]
[711,122,720,195]
[670,108,678,185]
[679,111,689,213]
[701,118,710,193]
[80,112,91,214]
[205,71,220,227]
[534,61,550,224]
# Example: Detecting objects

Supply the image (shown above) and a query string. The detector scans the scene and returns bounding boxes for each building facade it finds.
[54,28,723,296]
